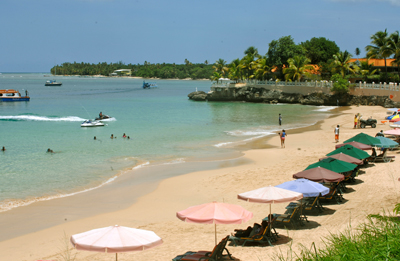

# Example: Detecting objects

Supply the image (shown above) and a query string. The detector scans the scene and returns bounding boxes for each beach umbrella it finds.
[388,114,400,120]
[389,118,400,122]
[390,121,400,128]
[177,201,253,245]
[305,158,357,173]
[293,166,345,183]
[374,136,399,148]
[320,153,363,165]
[343,133,380,146]
[384,129,400,136]
[335,141,372,151]
[275,179,329,197]
[70,225,163,261]
[326,144,370,160]
[238,186,303,235]
[387,108,399,112]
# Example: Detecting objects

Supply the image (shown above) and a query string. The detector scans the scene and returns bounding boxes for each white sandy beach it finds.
[0,105,399,261]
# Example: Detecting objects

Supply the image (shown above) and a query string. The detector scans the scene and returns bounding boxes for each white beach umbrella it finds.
[70,225,163,260]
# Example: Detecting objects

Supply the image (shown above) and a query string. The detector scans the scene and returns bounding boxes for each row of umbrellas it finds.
[68,132,397,260]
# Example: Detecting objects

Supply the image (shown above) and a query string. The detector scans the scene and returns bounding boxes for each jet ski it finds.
[95,114,114,121]
[81,120,105,127]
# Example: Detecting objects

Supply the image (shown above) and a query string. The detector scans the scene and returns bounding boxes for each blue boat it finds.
[0,89,30,102]
[142,81,158,89]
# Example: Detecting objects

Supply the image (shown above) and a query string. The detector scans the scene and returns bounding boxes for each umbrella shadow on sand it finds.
[274,220,321,231]
[306,207,336,216]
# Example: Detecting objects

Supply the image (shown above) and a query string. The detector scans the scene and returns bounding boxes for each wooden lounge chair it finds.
[373,150,395,163]
[319,187,343,204]
[304,196,324,214]
[229,218,277,247]
[274,206,301,229]
[178,236,233,261]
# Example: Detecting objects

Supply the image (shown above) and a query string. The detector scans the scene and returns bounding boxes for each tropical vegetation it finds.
[274,210,400,261]
[52,29,400,84]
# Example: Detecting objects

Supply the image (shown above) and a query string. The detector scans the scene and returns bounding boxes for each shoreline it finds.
[2,105,398,261]
[0,106,336,215]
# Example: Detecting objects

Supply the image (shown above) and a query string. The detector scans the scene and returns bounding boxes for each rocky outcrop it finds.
[188,88,400,107]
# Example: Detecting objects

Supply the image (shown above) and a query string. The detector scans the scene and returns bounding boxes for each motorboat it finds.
[142,81,157,89]
[81,120,105,127]
[0,89,30,102]
[45,80,62,86]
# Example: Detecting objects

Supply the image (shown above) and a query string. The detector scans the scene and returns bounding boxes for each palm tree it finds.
[359,58,378,80]
[240,55,256,80]
[389,31,400,76]
[254,57,272,81]
[366,29,393,82]
[210,72,222,83]
[228,58,242,82]
[213,59,229,76]
[330,51,358,78]
[283,56,314,81]
[355,48,361,58]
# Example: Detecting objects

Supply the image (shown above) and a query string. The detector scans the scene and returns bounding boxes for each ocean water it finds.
[0,73,335,211]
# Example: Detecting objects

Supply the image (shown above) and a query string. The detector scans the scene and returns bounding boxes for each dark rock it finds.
[188,91,207,101]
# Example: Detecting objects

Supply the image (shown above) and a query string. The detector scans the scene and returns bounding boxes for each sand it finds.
[0,105,399,261]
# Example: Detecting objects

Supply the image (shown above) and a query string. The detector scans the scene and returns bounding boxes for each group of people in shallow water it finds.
[93,134,130,140]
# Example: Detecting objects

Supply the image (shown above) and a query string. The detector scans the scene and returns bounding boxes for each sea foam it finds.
[0,115,86,122]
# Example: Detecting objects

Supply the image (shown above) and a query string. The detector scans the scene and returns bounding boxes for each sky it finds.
[0,0,399,72]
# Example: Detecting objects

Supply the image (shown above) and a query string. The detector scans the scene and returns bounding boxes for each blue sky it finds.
[1,0,399,72]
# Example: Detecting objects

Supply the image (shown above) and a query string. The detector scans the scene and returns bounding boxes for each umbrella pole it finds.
[215,224,217,245]
[269,204,272,237]
[116,252,118,261]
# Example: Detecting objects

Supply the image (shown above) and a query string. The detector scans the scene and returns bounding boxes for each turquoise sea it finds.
[0,73,335,212]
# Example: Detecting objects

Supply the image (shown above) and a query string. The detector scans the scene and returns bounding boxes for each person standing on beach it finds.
[279,114,282,126]
[279,130,286,148]
[334,125,340,143]
[354,114,358,129]
[1,146,5,151]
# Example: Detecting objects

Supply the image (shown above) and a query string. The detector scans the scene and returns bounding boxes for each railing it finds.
[211,79,400,91]
[211,80,333,88]
[359,81,400,91]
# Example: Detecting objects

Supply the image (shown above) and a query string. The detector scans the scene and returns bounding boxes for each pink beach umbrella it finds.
[177,201,253,245]
[384,128,400,136]
[238,186,303,234]
[70,225,163,261]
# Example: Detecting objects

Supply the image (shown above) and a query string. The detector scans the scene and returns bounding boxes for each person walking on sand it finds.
[279,129,286,148]
[279,114,282,126]
[334,125,340,143]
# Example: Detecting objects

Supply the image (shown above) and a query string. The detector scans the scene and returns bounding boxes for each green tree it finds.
[331,74,350,94]
[331,51,358,77]
[300,37,340,64]
[366,29,393,82]
[210,71,222,83]
[389,30,400,76]
[359,58,378,80]
[283,56,314,81]
[267,36,306,77]
[213,59,229,76]
[228,58,242,82]
[355,47,361,58]
[254,57,272,80]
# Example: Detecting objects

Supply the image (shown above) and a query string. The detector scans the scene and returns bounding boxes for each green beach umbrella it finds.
[326,144,370,160]
[343,133,380,146]
[374,136,399,148]
[305,158,357,173]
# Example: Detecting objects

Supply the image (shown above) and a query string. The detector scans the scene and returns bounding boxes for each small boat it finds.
[0,89,30,102]
[142,81,157,89]
[45,80,62,86]
[81,120,105,127]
